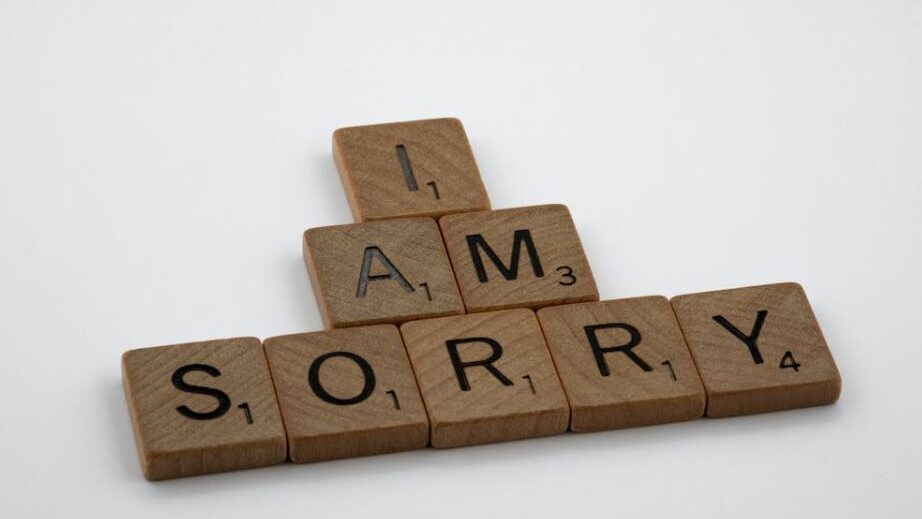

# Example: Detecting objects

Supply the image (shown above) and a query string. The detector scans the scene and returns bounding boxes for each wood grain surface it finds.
[537,297,705,432]
[400,309,569,448]
[671,283,841,417]
[438,204,599,313]
[334,118,491,221]
[264,325,429,463]
[121,337,287,480]
[303,217,464,328]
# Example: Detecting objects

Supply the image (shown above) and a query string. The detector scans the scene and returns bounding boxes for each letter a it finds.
[356,246,415,297]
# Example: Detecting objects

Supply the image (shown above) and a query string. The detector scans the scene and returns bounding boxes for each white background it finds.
[1,1,920,517]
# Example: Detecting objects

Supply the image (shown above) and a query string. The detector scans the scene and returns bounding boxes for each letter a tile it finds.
[401,309,570,448]
[537,297,705,432]
[304,217,465,328]
[671,283,842,417]
[264,325,429,463]
[121,337,287,480]
[334,118,491,221]
[439,204,599,313]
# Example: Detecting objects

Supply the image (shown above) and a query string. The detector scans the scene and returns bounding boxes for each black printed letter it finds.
[172,364,232,420]
[445,337,514,391]
[465,229,545,282]
[712,310,767,364]
[583,323,653,376]
[356,246,415,297]
[308,351,377,405]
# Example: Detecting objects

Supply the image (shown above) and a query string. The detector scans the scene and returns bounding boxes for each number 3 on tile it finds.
[556,266,576,286]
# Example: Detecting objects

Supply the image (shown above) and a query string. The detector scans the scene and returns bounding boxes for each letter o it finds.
[308,351,376,406]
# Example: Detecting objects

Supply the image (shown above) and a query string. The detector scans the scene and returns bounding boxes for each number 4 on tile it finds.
[779,351,801,371]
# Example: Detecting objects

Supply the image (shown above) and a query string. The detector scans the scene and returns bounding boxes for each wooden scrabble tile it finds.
[121,337,287,481]
[400,309,570,448]
[264,325,429,463]
[671,282,841,418]
[304,217,465,328]
[333,118,491,221]
[439,204,599,313]
[537,297,705,432]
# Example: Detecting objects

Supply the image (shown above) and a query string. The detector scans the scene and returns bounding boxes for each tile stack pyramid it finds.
[122,118,841,480]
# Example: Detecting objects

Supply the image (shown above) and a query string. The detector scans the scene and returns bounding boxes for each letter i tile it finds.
[333,118,491,221]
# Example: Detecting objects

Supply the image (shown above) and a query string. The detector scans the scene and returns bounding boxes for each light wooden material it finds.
[400,309,570,448]
[537,297,705,432]
[439,204,599,313]
[671,282,841,418]
[334,118,491,222]
[303,217,465,328]
[264,325,429,463]
[121,337,287,481]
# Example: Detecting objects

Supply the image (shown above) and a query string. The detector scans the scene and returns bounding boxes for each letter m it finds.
[465,229,545,283]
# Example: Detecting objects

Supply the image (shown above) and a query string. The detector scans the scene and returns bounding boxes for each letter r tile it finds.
[264,325,429,463]
[400,309,570,448]
[121,337,287,480]
[439,204,599,313]
[671,283,842,417]
[304,217,465,328]
[537,297,705,432]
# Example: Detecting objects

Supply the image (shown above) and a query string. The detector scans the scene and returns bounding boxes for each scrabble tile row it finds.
[122,283,841,480]
[304,204,599,328]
